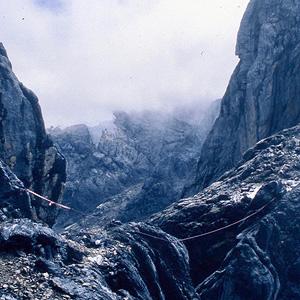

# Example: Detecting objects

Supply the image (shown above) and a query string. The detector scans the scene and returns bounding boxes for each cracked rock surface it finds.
[0,43,66,226]
[183,0,300,196]
[152,124,300,299]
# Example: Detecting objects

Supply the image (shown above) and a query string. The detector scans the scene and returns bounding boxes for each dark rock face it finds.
[183,0,300,196]
[3,116,300,299]
[52,104,219,228]
[152,124,300,299]
[0,146,194,298]
[0,212,194,299]
[0,43,66,226]
[0,159,32,221]
[67,222,194,300]
[3,0,300,297]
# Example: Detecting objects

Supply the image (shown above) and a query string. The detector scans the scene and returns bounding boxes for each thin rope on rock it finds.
[23,185,277,244]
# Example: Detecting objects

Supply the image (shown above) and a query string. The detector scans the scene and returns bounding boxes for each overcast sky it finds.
[1,0,250,127]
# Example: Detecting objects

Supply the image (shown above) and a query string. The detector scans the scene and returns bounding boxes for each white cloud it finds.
[0,0,250,127]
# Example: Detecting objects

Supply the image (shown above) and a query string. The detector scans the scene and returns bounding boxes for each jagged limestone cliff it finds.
[0,43,66,226]
[152,124,300,299]
[52,104,220,228]
[183,0,300,196]
[2,0,300,298]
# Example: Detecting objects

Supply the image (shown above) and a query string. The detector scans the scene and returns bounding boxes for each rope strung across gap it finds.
[24,186,276,243]
[177,196,276,242]
[25,188,88,218]
[132,196,276,243]
[25,187,118,228]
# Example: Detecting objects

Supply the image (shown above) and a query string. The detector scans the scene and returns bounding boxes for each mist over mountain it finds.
[51,101,220,228]
[182,0,300,197]
[1,0,300,299]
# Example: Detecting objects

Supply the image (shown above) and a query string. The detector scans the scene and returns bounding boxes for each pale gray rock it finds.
[183,0,300,196]
[52,102,220,228]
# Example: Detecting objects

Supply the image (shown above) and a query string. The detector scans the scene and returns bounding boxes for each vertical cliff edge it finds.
[0,43,66,226]
[183,0,300,197]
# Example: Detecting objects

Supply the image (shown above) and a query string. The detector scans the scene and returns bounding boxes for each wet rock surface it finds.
[152,124,300,299]
[3,119,300,299]
[0,43,66,226]
[0,215,194,299]
[183,0,300,196]
[2,0,300,298]
[66,222,194,300]
[0,159,32,221]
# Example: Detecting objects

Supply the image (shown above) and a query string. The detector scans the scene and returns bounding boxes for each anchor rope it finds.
[22,186,276,243]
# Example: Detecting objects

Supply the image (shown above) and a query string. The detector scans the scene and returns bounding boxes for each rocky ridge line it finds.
[183,0,300,197]
[0,43,66,226]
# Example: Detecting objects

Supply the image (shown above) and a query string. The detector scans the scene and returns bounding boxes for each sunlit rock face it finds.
[0,43,66,226]
[183,0,300,197]
[52,102,220,228]
[152,124,300,299]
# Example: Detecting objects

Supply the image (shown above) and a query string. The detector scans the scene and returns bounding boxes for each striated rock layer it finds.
[0,43,66,226]
[152,124,300,299]
[2,110,300,299]
[183,0,300,196]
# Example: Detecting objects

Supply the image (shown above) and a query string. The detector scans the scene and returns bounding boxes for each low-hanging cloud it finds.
[0,0,250,127]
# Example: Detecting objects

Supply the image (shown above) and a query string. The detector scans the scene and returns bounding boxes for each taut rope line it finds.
[25,188,88,217]
[24,186,276,243]
[178,196,276,242]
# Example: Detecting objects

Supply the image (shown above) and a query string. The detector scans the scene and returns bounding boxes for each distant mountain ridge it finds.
[51,102,220,228]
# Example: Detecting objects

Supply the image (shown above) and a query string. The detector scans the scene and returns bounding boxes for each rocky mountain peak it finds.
[0,43,66,226]
[2,0,300,298]
[183,0,300,196]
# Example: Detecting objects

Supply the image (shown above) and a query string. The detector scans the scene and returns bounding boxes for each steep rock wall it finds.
[0,43,66,226]
[152,124,300,299]
[183,0,300,196]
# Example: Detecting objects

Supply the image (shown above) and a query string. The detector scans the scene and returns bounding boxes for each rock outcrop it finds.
[52,104,219,228]
[152,124,300,299]
[2,0,300,298]
[3,108,300,299]
[118,101,221,222]
[0,43,195,300]
[0,43,66,226]
[183,0,300,196]
[0,157,195,299]
[0,215,194,299]
[0,159,32,221]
